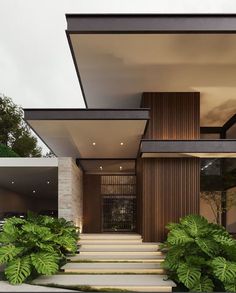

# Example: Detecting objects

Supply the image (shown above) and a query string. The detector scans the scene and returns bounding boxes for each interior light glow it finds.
[47,181,50,184]
[92,142,96,146]
[119,166,123,170]
[33,190,36,194]
[99,166,103,170]
[11,181,14,184]
[120,142,124,146]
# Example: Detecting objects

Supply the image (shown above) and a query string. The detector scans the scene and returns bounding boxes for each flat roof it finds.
[140,139,236,158]
[0,158,58,167]
[25,109,149,159]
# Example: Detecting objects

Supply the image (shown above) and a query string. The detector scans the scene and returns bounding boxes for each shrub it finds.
[0,143,19,157]
[162,214,236,292]
[0,212,79,284]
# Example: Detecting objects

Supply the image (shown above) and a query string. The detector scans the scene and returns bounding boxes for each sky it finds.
[1,0,236,153]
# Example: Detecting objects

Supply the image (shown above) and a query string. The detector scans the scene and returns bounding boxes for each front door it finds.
[101,175,136,232]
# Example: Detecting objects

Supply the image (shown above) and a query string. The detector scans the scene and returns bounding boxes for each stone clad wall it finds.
[58,157,83,229]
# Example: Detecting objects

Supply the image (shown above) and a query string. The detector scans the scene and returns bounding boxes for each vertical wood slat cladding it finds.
[141,92,200,139]
[83,174,101,233]
[137,158,200,242]
[137,92,200,242]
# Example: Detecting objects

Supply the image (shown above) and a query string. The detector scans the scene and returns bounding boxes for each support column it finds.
[137,92,200,242]
[58,157,83,229]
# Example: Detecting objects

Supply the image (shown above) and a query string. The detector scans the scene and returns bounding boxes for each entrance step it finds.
[79,233,142,240]
[69,252,165,261]
[78,239,143,245]
[79,243,160,252]
[33,274,176,292]
[61,262,165,274]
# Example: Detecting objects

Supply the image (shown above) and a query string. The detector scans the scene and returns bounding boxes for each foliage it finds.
[0,143,19,157]
[0,94,42,157]
[162,214,236,292]
[201,191,236,225]
[0,213,79,284]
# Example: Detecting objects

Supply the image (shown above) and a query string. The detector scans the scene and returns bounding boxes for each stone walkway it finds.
[0,281,77,292]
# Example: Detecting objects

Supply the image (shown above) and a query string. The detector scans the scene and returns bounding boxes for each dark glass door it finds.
[101,175,136,232]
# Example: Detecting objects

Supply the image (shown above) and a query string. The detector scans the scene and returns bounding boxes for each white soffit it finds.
[71,34,236,126]
[142,153,236,158]
[28,120,146,158]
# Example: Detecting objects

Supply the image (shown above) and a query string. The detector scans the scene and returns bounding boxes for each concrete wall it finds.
[58,158,83,229]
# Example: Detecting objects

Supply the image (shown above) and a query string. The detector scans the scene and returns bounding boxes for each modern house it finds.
[2,14,236,242]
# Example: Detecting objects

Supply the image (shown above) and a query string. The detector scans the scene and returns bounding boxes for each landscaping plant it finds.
[162,214,236,292]
[0,212,79,284]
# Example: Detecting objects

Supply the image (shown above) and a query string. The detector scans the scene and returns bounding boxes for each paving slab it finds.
[0,281,77,292]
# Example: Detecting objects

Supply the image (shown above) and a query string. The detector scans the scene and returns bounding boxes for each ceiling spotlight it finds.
[47,181,50,184]
[11,181,14,184]
[119,166,123,170]
[92,142,96,146]
[99,166,103,170]
[120,142,124,146]
[32,190,36,194]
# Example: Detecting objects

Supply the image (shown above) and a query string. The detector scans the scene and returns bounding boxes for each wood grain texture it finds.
[137,158,200,242]
[137,92,200,241]
[83,174,101,233]
[141,92,200,139]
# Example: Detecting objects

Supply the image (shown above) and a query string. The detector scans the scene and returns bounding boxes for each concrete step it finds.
[79,243,160,252]
[33,274,176,292]
[61,262,165,274]
[79,233,142,240]
[78,239,143,245]
[69,252,165,262]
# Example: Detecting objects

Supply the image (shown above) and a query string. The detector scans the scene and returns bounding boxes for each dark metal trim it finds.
[140,139,236,154]
[200,127,222,134]
[24,108,150,121]
[66,31,88,108]
[222,113,236,131]
[66,14,236,34]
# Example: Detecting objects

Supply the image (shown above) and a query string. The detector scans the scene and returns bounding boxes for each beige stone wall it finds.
[58,158,83,229]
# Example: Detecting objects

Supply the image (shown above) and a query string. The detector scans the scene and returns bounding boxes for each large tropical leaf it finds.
[54,235,77,253]
[180,214,208,237]
[224,282,236,292]
[22,223,53,240]
[5,256,31,285]
[163,246,185,270]
[167,228,194,245]
[190,276,214,292]
[195,238,219,257]
[213,235,236,247]
[211,257,236,283]
[0,245,24,264]
[31,252,58,275]
[177,263,201,289]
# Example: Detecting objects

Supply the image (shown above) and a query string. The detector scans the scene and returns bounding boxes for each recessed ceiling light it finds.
[120,142,124,146]
[99,166,103,170]
[32,190,36,194]
[47,181,50,184]
[92,142,96,146]
[11,181,14,184]
[119,166,123,170]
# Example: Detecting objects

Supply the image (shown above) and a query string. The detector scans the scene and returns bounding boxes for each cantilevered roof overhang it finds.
[24,109,149,159]
[140,140,236,158]
[66,14,236,127]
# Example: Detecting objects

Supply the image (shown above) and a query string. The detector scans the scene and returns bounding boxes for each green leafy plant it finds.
[0,213,79,284]
[162,214,236,292]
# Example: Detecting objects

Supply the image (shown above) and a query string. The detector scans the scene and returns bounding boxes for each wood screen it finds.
[142,92,200,139]
[137,92,200,242]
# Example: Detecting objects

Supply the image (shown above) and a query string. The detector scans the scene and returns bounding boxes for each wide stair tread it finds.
[33,274,176,292]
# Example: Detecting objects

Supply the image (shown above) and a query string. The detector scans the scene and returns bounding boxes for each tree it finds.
[0,94,42,157]
[201,190,236,225]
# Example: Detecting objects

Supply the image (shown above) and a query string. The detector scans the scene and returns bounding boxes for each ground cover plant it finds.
[0,212,79,284]
[162,214,236,292]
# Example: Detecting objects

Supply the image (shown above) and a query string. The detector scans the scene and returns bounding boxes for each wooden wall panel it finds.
[142,92,200,139]
[83,174,101,233]
[137,92,201,242]
[137,158,200,242]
